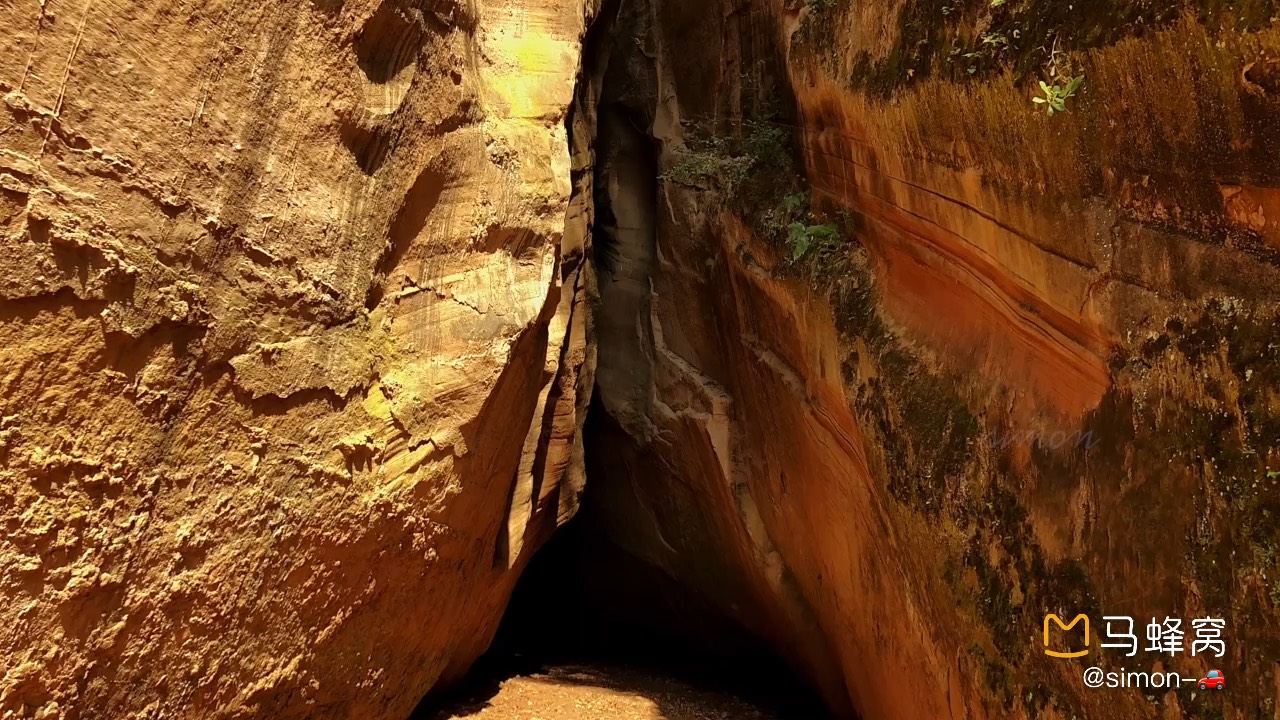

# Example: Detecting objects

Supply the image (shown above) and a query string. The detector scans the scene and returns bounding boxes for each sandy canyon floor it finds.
[421,664,816,720]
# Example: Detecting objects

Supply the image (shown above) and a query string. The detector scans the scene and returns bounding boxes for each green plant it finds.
[1269,470,1280,479]
[1032,74,1084,115]
[665,117,852,278]
[759,191,809,233]
[787,222,841,262]
[980,31,1008,47]
[664,149,752,192]
[663,119,789,195]
[741,121,790,170]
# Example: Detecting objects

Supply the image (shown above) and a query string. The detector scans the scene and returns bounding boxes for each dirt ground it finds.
[424,664,811,720]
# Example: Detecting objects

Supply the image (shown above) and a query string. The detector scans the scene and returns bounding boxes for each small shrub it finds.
[1033,74,1084,116]
[783,192,807,215]
[740,121,790,170]
[757,190,811,238]
[787,222,841,262]
[663,120,788,195]
[664,148,752,192]
[664,118,851,283]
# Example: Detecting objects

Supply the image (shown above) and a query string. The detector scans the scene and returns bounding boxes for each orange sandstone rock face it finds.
[0,1,597,718]
[586,2,1280,720]
[799,91,1114,425]
[7,1,1280,719]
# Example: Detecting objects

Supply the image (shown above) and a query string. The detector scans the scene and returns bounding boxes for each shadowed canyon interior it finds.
[2,0,1279,719]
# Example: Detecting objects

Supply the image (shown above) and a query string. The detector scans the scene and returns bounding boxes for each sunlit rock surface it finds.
[4,0,1280,719]
[0,1,597,717]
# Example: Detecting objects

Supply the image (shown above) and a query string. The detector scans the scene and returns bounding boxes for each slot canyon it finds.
[2,0,1280,719]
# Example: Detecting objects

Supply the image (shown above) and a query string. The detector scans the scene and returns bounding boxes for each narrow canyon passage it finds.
[410,477,834,720]
[4,0,1280,718]
[412,10,844,704]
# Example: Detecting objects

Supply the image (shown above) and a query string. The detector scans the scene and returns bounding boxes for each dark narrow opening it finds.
[411,440,835,720]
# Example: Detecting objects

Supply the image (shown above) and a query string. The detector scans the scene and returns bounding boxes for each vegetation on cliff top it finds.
[801,0,1277,112]
[663,118,849,280]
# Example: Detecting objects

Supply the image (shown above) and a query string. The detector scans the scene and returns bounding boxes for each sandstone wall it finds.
[6,0,1280,718]
[584,1,1280,719]
[0,0,597,717]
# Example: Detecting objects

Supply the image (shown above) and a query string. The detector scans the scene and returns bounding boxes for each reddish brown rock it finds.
[582,2,1280,720]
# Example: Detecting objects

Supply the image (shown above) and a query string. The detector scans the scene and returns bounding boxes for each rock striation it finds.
[581,1,1280,719]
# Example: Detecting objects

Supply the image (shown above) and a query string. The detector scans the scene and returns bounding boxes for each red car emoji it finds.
[1198,670,1225,690]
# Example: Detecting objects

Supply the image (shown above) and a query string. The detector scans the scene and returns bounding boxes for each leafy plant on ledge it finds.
[663,145,753,193]
[1033,74,1084,116]
[787,221,841,262]
[663,120,787,196]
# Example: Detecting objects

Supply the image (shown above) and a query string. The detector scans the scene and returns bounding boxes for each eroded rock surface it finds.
[6,0,1280,718]
[582,1,1280,719]
[0,0,598,717]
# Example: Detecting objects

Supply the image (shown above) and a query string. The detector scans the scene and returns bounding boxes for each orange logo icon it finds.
[1044,614,1090,658]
